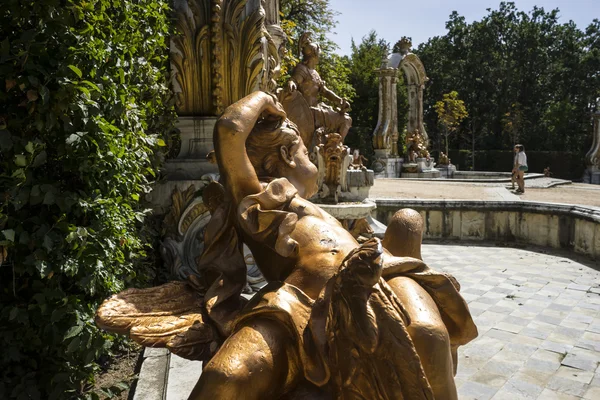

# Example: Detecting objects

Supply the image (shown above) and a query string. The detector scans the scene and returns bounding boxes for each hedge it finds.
[442,150,586,180]
[0,1,175,399]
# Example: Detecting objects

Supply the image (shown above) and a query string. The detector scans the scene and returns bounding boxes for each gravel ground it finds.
[370,180,600,208]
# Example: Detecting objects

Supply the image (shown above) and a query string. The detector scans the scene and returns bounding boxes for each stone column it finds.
[584,106,600,184]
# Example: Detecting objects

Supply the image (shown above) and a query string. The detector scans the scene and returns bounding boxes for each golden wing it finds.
[95,281,221,361]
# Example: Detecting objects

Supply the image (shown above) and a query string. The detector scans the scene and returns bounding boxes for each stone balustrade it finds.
[374,199,600,259]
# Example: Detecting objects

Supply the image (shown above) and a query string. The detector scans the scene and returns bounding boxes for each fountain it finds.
[371,37,440,178]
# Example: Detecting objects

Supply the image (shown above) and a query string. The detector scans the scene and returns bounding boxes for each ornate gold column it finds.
[166,0,284,180]
[372,67,398,155]
[149,0,283,289]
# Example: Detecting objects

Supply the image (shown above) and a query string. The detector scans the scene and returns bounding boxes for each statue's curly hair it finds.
[246,118,301,178]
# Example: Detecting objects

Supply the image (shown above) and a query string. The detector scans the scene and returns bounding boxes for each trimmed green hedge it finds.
[443,150,585,180]
[0,1,175,398]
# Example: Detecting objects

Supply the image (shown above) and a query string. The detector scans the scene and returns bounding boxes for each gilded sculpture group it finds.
[96,32,477,399]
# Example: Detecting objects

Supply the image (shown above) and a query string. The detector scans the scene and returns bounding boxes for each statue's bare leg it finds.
[387,276,458,400]
[383,208,458,399]
[188,318,297,400]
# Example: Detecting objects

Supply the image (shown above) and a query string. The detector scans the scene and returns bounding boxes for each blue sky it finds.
[327,0,600,55]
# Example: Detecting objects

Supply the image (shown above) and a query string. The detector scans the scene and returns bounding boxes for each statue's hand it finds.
[340,98,351,112]
[286,80,297,93]
[261,93,287,121]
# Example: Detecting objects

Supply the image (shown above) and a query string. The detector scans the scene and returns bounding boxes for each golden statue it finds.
[406,129,430,159]
[279,32,352,148]
[350,149,369,171]
[96,92,477,399]
[439,152,450,166]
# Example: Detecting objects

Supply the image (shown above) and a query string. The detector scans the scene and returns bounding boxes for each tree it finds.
[345,31,389,159]
[434,91,468,155]
[502,103,524,145]
[418,3,600,168]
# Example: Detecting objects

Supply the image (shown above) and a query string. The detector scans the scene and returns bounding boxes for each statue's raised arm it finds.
[214,91,287,204]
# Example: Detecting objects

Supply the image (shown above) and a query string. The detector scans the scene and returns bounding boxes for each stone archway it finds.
[372,38,428,166]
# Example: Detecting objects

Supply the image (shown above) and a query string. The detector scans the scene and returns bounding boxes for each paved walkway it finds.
[136,244,600,400]
[430,244,600,400]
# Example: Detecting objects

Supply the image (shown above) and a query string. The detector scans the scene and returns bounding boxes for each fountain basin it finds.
[317,200,376,220]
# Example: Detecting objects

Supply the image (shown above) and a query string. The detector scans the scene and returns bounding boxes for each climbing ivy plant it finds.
[0,1,175,398]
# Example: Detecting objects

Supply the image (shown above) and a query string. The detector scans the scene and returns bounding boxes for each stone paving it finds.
[136,244,600,400]
[427,243,600,400]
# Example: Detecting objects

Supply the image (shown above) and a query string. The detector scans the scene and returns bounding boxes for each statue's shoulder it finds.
[292,62,311,79]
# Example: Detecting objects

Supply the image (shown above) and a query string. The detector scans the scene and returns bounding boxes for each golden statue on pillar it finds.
[279,32,352,148]
[96,92,476,399]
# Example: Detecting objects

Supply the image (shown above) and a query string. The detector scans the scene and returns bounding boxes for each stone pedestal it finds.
[584,166,600,184]
[340,169,375,202]
[164,117,218,180]
[437,164,457,178]
[416,157,436,172]
[584,105,599,184]
[372,154,403,178]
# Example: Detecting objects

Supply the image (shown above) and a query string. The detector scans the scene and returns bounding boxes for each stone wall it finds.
[374,199,600,260]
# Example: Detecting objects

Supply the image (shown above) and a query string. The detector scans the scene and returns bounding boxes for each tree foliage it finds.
[345,31,390,158]
[417,2,600,164]
[0,1,175,398]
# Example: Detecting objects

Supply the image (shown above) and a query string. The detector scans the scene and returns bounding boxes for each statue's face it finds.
[283,138,318,199]
[314,44,321,60]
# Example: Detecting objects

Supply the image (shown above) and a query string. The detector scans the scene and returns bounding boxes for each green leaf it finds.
[2,229,15,242]
[19,231,30,245]
[66,133,82,145]
[76,85,90,97]
[66,337,80,353]
[35,260,51,277]
[43,235,53,251]
[0,130,13,151]
[11,168,25,179]
[81,80,100,91]
[1,38,9,57]
[9,307,19,321]
[130,193,140,201]
[51,308,67,323]
[157,138,166,146]
[119,68,125,84]
[25,141,34,153]
[63,324,84,341]
[67,65,82,78]
[39,85,50,104]
[114,382,129,391]
[43,191,55,205]
[14,154,27,166]
[32,151,47,167]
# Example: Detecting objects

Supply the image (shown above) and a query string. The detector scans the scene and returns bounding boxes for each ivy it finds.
[0,1,175,398]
